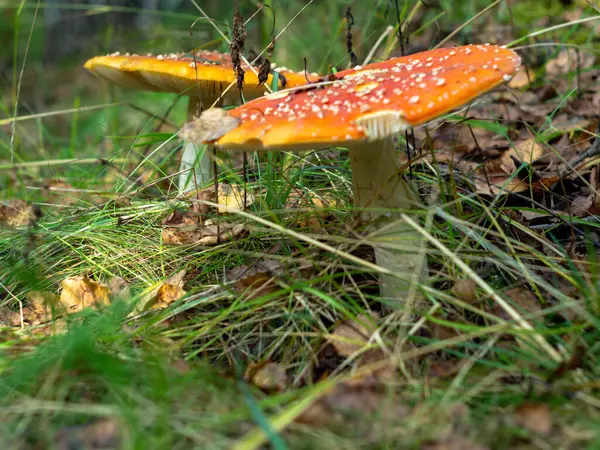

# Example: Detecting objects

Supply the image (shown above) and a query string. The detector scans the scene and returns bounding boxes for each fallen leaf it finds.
[329,313,380,358]
[568,194,598,217]
[25,290,64,324]
[227,259,283,299]
[422,436,488,450]
[136,270,186,312]
[514,403,553,435]
[59,276,110,313]
[164,269,186,288]
[297,381,409,429]
[473,172,530,196]
[54,418,120,450]
[428,358,467,379]
[0,199,39,228]
[285,190,338,232]
[509,138,546,164]
[214,183,254,212]
[245,361,289,392]
[197,221,246,245]
[493,287,541,321]
[451,279,477,303]
[42,178,78,205]
[108,276,130,299]
[545,49,595,77]
[152,283,187,309]
[161,209,202,245]
[508,66,536,89]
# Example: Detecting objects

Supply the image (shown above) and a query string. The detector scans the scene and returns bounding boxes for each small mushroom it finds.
[181,44,522,307]
[84,50,313,191]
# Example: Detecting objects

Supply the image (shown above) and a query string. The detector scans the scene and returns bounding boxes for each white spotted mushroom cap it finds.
[181,44,521,151]
[84,50,314,99]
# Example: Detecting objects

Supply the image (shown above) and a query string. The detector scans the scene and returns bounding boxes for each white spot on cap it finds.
[436,78,446,86]
[409,95,420,104]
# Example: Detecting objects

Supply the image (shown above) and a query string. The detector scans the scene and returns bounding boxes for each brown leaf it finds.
[136,270,187,312]
[214,183,254,213]
[329,313,380,357]
[42,178,78,205]
[493,287,541,321]
[161,209,202,245]
[514,403,553,435]
[108,276,130,299]
[285,190,338,232]
[451,279,477,303]
[297,381,409,428]
[428,358,467,379]
[422,436,488,450]
[508,65,536,89]
[25,290,64,324]
[509,138,545,164]
[545,49,595,77]
[197,221,246,245]
[54,418,120,450]
[151,283,187,309]
[227,259,284,299]
[568,194,598,218]
[0,199,39,228]
[59,276,110,313]
[245,361,289,392]
[164,269,186,288]
[473,172,530,196]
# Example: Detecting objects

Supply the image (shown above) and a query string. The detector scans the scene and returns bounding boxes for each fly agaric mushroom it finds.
[84,50,314,191]
[180,44,522,305]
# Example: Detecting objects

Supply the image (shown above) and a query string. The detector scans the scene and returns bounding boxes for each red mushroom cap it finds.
[84,50,314,99]
[182,44,521,151]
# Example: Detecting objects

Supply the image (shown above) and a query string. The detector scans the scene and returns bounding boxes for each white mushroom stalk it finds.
[350,111,427,302]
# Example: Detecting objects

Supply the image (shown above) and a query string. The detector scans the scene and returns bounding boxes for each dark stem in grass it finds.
[345,6,358,67]
[231,0,247,95]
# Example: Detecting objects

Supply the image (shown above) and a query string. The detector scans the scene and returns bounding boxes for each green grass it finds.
[2,0,600,448]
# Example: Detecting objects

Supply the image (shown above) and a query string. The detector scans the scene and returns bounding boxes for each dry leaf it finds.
[152,284,187,309]
[42,178,78,205]
[330,313,380,358]
[422,436,488,450]
[59,276,110,313]
[473,173,530,196]
[297,381,409,428]
[25,290,64,324]
[137,270,186,311]
[197,222,246,245]
[214,183,254,212]
[54,418,120,450]
[0,199,39,228]
[509,138,545,163]
[545,49,595,77]
[227,259,283,299]
[108,276,130,299]
[161,209,202,245]
[245,361,289,392]
[514,403,553,435]
[493,287,541,321]
[508,66,535,89]
[451,279,477,303]
[428,358,467,379]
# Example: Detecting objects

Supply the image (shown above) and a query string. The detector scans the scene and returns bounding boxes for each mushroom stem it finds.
[348,137,427,307]
[179,97,216,191]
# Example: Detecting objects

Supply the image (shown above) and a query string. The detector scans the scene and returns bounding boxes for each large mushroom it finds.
[84,50,313,190]
[181,44,522,306]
